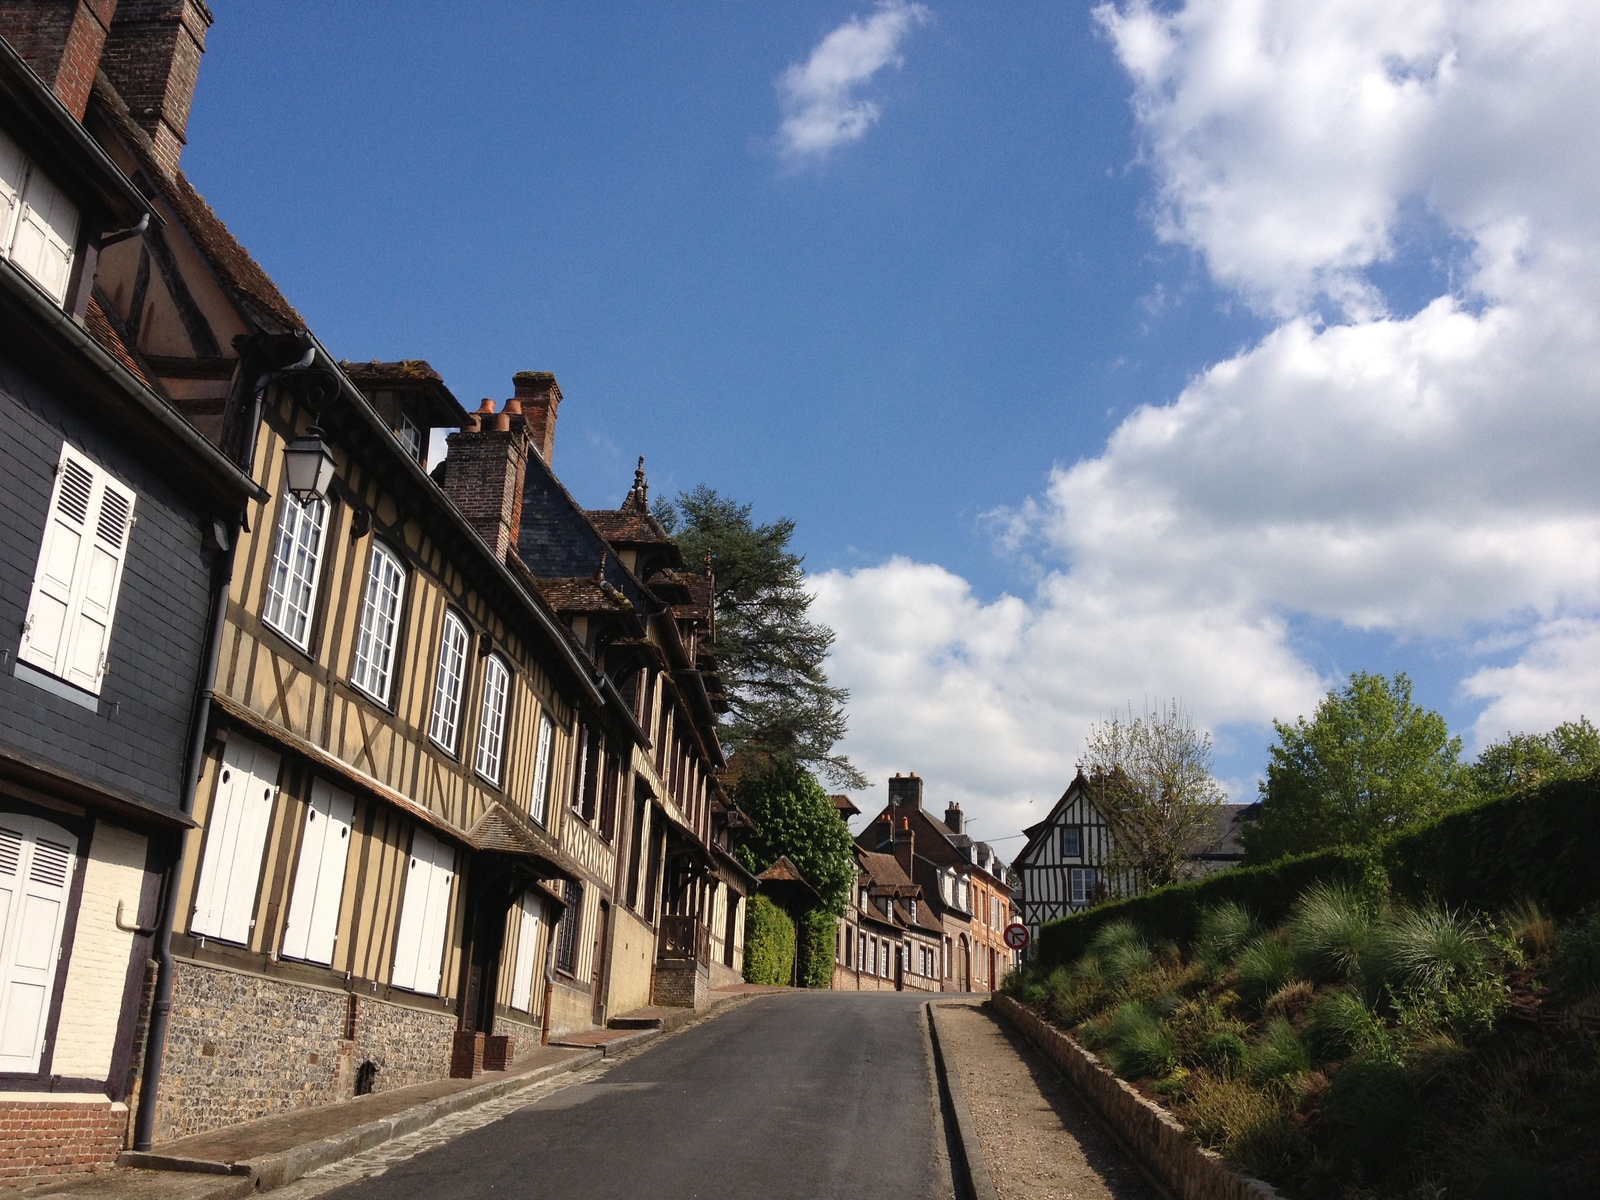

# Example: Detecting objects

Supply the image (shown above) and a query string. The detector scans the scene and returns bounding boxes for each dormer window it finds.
[397,412,423,463]
[1,129,79,307]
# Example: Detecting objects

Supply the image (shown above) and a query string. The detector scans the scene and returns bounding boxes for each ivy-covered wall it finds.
[742,895,796,986]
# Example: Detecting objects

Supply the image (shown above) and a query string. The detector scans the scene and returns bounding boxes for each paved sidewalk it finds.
[934,1001,1159,1200]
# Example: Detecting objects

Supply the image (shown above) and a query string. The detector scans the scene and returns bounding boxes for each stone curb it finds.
[926,1002,999,1200]
[990,995,1283,1200]
[118,1049,604,1192]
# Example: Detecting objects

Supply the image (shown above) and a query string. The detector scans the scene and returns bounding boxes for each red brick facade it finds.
[0,0,117,119]
[0,1099,129,1182]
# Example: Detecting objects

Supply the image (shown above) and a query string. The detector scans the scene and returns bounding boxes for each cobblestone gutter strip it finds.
[927,1003,999,1200]
[990,996,1282,1200]
[118,1050,604,1192]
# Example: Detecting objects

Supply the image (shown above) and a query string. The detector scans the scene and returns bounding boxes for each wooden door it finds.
[590,900,610,1026]
[0,815,76,1073]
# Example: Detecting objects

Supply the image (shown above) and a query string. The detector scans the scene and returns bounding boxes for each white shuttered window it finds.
[428,612,469,752]
[351,543,405,702]
[390,829,455,994]
[529,713,555,824]
[263,495,328,648]
[510,892,543,1012]
[0,128,79,306]
[0,815,77,1073]
[19,443,136,694]
[281,779,354,965]
[474,655,509,784]
[192,737,280,944]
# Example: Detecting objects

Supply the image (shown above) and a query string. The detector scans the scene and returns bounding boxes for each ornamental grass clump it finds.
[1288,882,1374,983]
[1366,904,1488,998]
[1547,907,1600,1003]
[1234,937,1298,1009]
[1305,988,1384,1063]
[1195,900,1257,968]
[1246,1016,1311,1085]
[1185,1075,1304,1178]
[1088,1000,1179,1080]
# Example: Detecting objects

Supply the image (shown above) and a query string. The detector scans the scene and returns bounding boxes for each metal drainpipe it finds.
[133,523,235,1150]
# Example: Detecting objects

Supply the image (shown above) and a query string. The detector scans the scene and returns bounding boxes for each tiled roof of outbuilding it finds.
[84,295,153,387]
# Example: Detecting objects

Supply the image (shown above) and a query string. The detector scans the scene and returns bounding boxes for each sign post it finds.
[1003,922,1030,952]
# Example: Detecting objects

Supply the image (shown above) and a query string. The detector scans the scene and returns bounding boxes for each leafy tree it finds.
[1244,672,1466,863]
[1471,718,1600,796]
[1080,700,1226,889]
[656,485,864,789]
[732,760,856,914]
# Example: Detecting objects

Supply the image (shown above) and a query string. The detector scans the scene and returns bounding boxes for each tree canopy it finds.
[1243,672,1466,863]
[1471,718,1600,797]
[656,485,863,788]
[731,760,857,915]
[1080,700,1225,888]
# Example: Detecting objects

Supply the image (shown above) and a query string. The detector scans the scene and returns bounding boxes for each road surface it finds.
[305,991,951,1200]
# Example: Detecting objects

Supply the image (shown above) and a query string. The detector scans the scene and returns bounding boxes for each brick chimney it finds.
[440,395,533,562]
[893,816,915,878]
[0,1,119,120]
[887,772,922,812]
[99,0,211,177]
[944,802,963,835]
[512,371,561,463]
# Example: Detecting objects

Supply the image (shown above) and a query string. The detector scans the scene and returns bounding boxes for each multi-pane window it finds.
[1070,867,1098,905]
[529,713,555,824]
[262,495,328,649]
[0,128,79,306]
[350,543,406,702]
[397,413,423,463]
[1061,825,1082,858]
[428,612,469,752]
[554,880,582,975]
[474,655,510,784]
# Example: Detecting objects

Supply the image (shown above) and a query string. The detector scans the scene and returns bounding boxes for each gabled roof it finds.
[831,793,861,818]
[855,850,943,935]
[339,359,469,428]
[1012,770,1096,870]
[90,73,302,335]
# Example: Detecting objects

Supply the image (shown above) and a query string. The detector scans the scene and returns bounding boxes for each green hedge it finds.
[799,908,837,989]
[1382,776,1600,916]
[1034,847,1371,970]
[1033,775,1600,972]
[743,895,796,986]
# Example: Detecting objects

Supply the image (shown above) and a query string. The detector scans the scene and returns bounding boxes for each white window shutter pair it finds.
[390,829,455,995]
[509,892,543,1012]
[0,128,79,306]
[20,444,136,695]
[191,737,281,944]
[0,815,77,1073]
[281,779,355,965]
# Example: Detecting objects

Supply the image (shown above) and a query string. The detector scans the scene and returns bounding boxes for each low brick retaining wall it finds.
[0,1096,128,1182]
[991,995,1281,1200]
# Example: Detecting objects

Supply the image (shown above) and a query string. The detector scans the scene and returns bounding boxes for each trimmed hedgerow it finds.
[798,907,837,989]
[742,895,796,986]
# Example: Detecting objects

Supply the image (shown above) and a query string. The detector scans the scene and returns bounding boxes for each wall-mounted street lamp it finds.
[284,427,336,503]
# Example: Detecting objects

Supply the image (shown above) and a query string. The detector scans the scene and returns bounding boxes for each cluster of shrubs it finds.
[1008,886,1600,1198]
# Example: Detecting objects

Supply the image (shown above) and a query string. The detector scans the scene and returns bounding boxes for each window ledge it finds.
[13,660,99,713]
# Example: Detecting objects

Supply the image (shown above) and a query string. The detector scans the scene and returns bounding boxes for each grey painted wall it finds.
[0,352,214,815]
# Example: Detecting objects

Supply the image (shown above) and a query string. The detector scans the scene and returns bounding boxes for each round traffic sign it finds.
[1003,922,1030,951]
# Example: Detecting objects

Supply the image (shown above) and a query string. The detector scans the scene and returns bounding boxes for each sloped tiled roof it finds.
[531,576,634,615]
[91,74,303,334]
[84,295,153,387]
[586,508,670,544]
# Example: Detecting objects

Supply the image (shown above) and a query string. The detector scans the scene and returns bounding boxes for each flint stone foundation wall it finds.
[156,960,454,1141]
[991,995,1282,1200]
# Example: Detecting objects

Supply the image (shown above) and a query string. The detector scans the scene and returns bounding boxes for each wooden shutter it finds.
[0,129,23,255]
[191,737,280,943]
[19,445,135,694]
[11,161,78,304]
[281,778,354,965]
[529,714,554,823]
[0,816,77,1073]
[510,892,542,1011]
[391,829,455,995]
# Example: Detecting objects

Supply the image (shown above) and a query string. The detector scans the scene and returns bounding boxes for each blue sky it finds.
[183,1,1600,837]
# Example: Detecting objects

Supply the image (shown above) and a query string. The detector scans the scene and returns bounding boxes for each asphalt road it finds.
[319,992,952,1200]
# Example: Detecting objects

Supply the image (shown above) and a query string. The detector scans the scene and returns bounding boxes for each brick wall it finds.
[0,0,116,119]
[100,0,211,175]
[650,961,708,1009]
[155,961,454,1142]
[0,1097,128,1182]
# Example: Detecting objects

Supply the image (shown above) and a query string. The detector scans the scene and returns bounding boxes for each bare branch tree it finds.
[1080,700,1225,890]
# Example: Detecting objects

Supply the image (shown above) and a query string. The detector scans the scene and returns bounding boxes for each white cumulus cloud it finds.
[817,0,1600,841]
[775,1,930,164]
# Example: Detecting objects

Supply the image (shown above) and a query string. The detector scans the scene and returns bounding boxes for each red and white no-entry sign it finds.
[1003,923,1031,951]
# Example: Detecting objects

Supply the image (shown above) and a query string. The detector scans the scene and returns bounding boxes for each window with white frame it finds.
[350,543,406,702]
[1061,825,1082,858]
[397,413,423,463]
[428,612,469,752]
[18,443,136,694]
[959,875,970,913]
[529,712,555,824]
[262,494,328,649]
[0,128,80,306]
[474,654,510,783]
[858,931,866,968]
[1070,867,1098,905]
